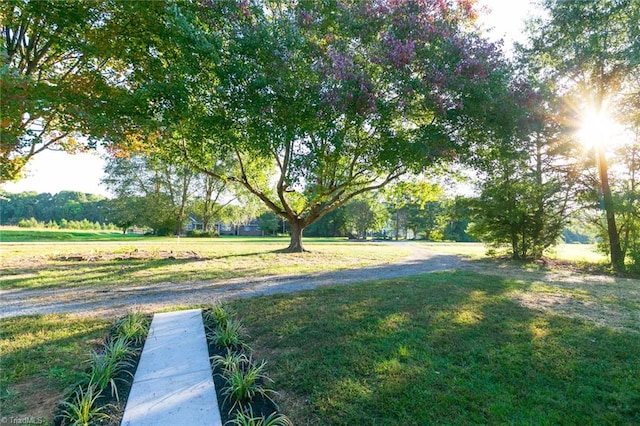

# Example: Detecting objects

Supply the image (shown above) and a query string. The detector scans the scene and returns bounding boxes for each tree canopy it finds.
[0,0,174,182]
[524,0,640,270]
[136,0,521,251]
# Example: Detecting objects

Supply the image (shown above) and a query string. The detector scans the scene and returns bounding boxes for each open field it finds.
[0,236,411,291]
[1,232,637,424]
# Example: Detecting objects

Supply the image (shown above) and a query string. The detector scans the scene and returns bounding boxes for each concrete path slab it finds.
[121,309,222,426]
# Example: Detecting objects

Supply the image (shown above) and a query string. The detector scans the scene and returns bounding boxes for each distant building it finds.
[185,215,264,236]
[217,220,263,236]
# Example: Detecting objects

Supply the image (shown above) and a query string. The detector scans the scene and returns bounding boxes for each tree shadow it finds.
[234,273,640,424]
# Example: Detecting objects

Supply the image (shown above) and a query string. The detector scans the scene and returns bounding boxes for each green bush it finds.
[17,217,41,228]
[61,384,110,426]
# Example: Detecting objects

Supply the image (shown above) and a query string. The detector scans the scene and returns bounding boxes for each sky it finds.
[1,0,538,199]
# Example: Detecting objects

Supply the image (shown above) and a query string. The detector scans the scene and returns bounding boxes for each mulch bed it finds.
[207,344,280,423]
[52,318,150,426]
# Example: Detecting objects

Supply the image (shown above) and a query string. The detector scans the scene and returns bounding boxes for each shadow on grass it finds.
[0,257,210,290]
[232,272,640,425]
[0,315,112,420]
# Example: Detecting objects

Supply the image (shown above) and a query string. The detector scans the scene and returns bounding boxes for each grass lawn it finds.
[2,230,634,424]
[419,241,609,264]
[231,271,640,424]
[0,315,112,423]
[0,235,410,291]
[0,227,137,242]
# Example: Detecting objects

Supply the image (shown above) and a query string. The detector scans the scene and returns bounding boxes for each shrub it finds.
[61,384,110,426]
[113,311,149,345]
[228,407,293,426]
[221,356,276,414]
[18,217,40,228]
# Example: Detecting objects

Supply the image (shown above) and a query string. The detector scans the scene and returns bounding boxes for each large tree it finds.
[382,179,443,240]
[149,0,518,252]
[0,0,172,182]
[524,0,640,270]
[345,193,390,239]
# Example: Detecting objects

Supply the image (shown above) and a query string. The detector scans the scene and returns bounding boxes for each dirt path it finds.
[3,243,638,333]
[1,244,467,319]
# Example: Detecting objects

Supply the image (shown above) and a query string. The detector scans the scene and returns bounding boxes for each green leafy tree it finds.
[382,180,443,240]
[104,196,143,233]
[442,197,475,242]
[305,209,347,238]
[257,212,280,236]
[147,0,519,252]
[0,190,108,225]
[345,194,390,240]
[523,0,640,270]
[469,131,578,259]
[0,0,167,182]
[405,201,447,240]
[190,174,234,232]
[102,154,196,235]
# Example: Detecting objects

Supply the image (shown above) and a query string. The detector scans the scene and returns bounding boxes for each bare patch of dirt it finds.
[54,249,202,262]
[537,258,614,276]
[10,376,62,423]
[511,290,640,334]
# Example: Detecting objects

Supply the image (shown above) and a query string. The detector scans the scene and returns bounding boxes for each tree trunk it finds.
[596,145,625,272]
[284,220,307,252]
[395,209,399,240]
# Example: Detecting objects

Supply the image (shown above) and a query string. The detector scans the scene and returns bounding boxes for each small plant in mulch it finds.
[226,407,293,426]
[219,355,276,413]
[203,304,291,426]
[60,384,111,426]
[54,311,150,426]
[113,311,149,345]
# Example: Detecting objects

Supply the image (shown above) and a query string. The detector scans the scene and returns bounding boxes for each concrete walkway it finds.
[121,309,222,426]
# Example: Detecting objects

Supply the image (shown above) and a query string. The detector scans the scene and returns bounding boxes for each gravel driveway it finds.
[1,244,468,319]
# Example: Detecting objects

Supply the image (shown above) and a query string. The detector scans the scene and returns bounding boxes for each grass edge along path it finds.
[230,270,640,425]
[0,312,151,426]
[0,314,112,424]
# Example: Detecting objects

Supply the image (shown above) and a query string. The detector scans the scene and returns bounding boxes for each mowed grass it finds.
[0,236,410,290]
[0,227,138,242]
[0,314,111,423]
[232,271,640,425]
[419,241,609,264]
[1,231,636,424]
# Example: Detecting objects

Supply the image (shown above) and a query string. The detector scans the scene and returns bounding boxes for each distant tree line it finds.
[15,217,118,231]
[1,191,109,226]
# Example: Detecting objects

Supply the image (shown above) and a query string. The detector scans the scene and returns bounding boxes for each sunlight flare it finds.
[576,107,617,150]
